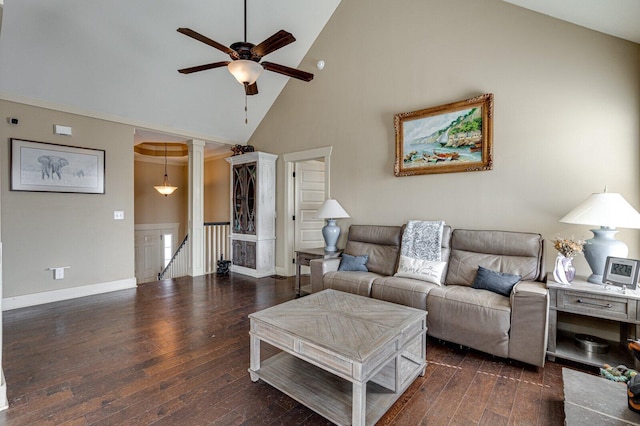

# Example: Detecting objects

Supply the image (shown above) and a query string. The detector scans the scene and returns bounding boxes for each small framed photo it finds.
[603,256,640,290]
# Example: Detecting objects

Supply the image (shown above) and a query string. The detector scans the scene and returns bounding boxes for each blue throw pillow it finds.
[338,253,369,272]
[472,266,521,297]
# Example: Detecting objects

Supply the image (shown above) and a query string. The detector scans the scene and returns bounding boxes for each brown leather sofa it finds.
[310,225,548,367]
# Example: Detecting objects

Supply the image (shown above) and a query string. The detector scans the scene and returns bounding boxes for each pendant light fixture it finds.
[154,143,178,196]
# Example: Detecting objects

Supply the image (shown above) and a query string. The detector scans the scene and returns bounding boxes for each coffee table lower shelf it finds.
[252,352,419,426]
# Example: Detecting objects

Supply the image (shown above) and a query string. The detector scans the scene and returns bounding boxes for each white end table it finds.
[547,273,640,368]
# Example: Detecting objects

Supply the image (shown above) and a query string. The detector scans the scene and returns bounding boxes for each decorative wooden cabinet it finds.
[226,152,277,277]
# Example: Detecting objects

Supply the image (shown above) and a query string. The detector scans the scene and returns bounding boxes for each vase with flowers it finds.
[553,236,584,284]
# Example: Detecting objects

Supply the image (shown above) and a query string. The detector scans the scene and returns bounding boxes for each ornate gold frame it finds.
[394,93,493,176]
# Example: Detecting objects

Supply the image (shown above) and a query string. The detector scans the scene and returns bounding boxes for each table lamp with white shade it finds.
[316,199,350,252]
[560,187,640,284]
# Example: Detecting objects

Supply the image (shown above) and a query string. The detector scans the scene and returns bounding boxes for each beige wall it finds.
[134,159,188,237]
[0,100,135,298]
[204,156,231,223]
[249,0,640,275]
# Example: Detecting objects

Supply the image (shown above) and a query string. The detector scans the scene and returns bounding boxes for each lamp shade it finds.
[560,192,640,229]
[228,60,263,85]
[560,189,640,284]
[316,199,350,219]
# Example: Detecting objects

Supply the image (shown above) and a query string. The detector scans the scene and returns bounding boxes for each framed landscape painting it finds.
[394,93,493,176]
[11,139,105,194]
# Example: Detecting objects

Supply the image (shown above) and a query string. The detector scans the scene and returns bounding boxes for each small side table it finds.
[295,248,342,296]
[547,273,640,368]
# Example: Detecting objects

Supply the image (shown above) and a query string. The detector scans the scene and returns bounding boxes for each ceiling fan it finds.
[177,0,314,96]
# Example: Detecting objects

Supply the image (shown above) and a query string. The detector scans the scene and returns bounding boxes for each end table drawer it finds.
[559,291,629,320]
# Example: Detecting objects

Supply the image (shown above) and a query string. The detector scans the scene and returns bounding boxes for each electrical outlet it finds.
[114,211,124,220]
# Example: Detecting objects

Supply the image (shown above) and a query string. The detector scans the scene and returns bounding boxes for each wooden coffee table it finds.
[248,289,427,426]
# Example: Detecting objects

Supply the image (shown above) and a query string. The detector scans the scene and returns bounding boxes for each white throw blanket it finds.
[401,220,444,261]
[396,220,446,285]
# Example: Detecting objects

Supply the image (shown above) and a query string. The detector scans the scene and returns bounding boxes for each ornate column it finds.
[187,139,205,277]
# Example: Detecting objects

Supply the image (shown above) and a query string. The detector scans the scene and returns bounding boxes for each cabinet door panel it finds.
[246,163,257,235]
[245,241,257,269]
[232,162,257,235]
[233,165,246,234]
[232,240,244,266]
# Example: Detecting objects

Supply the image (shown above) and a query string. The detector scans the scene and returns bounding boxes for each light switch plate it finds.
[114,210,124,220]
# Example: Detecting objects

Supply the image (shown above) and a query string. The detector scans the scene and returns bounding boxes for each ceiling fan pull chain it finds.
[244,91,248,124]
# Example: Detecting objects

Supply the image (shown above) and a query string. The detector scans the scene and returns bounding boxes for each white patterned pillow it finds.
[394,255,447,285]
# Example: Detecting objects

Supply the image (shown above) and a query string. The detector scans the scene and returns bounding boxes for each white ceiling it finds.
[0,0,341,152]
[0,0,638,154]
[503,0,640,44]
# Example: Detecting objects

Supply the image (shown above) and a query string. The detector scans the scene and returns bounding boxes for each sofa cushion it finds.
[344,225,403,276]
[395,255,447,285]
[472,266,521,297]
[445,229,543,286]
[322,271,382,296]
[372,276,440,310]
[338,254,369,272]
[427,285,511,358]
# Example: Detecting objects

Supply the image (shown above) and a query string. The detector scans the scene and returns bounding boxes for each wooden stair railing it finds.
[158,222,230,280]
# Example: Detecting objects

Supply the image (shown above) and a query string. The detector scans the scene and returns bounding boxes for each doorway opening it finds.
[282,146,332,277]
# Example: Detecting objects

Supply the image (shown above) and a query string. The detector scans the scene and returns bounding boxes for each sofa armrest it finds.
[310,258,341,293]
[508,280,549,367]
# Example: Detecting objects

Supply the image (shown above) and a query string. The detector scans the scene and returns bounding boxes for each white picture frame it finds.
[603,256,640,290]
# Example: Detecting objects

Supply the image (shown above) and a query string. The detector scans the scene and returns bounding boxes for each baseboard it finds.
[2,278,137,311]
[230,265,276,278]
[275,266,293,277]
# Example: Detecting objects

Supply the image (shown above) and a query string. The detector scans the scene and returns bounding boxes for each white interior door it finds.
[134,223,178,283]
[135,231,161,283]
[294,160,326,257]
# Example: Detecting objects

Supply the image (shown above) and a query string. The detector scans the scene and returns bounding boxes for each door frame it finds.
[282,146,332,277]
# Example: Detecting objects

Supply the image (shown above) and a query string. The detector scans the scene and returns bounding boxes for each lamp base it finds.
[587,274,604,284]
[322,219,340,252]
[584,227,628,285]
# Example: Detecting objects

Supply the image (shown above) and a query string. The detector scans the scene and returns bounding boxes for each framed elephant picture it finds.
[10,139,105,194]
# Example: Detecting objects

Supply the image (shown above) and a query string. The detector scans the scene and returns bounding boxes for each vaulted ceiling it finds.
[0,0,637,154]
[503,0,640,44]
[0,0,341,152]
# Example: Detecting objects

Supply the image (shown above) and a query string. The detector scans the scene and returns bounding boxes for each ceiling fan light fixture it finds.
[228,60,263,85]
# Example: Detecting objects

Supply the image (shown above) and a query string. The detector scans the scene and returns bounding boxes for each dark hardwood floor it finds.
[1,274,579,425]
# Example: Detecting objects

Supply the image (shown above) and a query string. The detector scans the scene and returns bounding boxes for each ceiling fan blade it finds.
[251,30,296,58]
[261,62,314,82]
[177,28,236,57]
[245,82,258,96]
[178,61,230,74]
